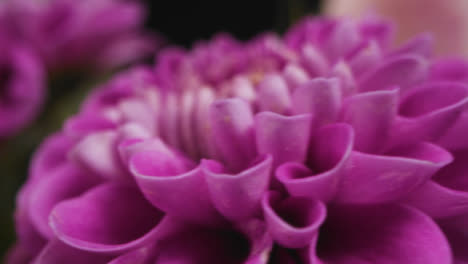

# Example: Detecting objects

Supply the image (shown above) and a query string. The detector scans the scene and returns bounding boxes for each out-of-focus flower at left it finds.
[0,36,45,138]
[0,0,161,72]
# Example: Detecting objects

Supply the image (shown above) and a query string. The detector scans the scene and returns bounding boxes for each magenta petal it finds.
[403,150,468,218]
[210,98,256,171]
[292,78,342,126]
[153,220,271,264]
[50,183,166,254]
[117,98,156,133]
[335,142,453,204]
[179,89,199,159]
[129,142,222,224]
[358,16,395,49]
[388,33,433,58]
[257,74,292,114]
[28,164,102,239]
[255,112,313,168]
[403,180,468,219]
[392,82,468,145]
[108,243,158,264]
[193,87,218,159]
[282,63,309,90]
[314,204,452,264]
[347,40,382,78]
[437,111,468,151]
[159,93,181,150]
[227,76,256,103]
[13,184,47,258]
[328,61,356,96]
[277,123,353,202]
[5,242,35,264]
[0,43,45,138]
[430,58,468,82]
[358,55,428,93]
[324,20,360,62]
[262,191,326,248]
[438,214,468,264]
[32,240,112,264]
[70,131,126,180]
[63,114,117,140]
[29,133,74,181]
[300,45,329,77]
[118,138,172,167]
[203,155,272,221]
[341,89,398,153]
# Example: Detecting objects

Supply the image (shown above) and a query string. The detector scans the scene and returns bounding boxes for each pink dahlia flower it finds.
[0,36,44,138]
[8,16,468,263]
[0,0,160,71]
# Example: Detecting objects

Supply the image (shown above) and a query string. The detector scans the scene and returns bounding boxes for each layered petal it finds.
[255,112,313,168]
[210,98,256,171]
[347,40,382,78]
[335,142,453,203]
[64,114,117,140]
[50,183,167,254]
[152,220,272,264]
[437,111,468,151]
[257,74,292,114]
[438,213,468,264]
[203,155,272,221]
[291,78,342,126]
[358,55,428,93]
[388,33,433,58]
[108,243,158,264]
[323,20,361,62]
[403,150,468,218]
[430,58,468,82]
[392,82,468,145]
[5,242,36,264]
[32,240,112,264]
[299,45,329,77]
[28,164,102,238]
[129,139,222,224]
[70,131,127,180]
[29,133,74,181]
[277,123,354,202]
[341,89,398,153]
[262,191,326,248]
[313,204,452,264]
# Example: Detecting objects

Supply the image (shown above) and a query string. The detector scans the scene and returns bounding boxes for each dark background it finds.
[146,0,320,47]
[0,0,320,260]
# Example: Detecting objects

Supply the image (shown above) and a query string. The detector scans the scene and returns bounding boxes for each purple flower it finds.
[0,36,44,138]
[0,0,160,71]
[8,16,468,263]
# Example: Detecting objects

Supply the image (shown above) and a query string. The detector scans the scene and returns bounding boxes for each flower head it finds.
[0,35,44,138]
[0,0,160,71]
[8,16,468,263]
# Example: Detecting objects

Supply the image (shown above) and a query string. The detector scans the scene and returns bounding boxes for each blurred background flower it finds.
[324,0,468,57]
[0,38,44,139]
[0,0,160,72]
